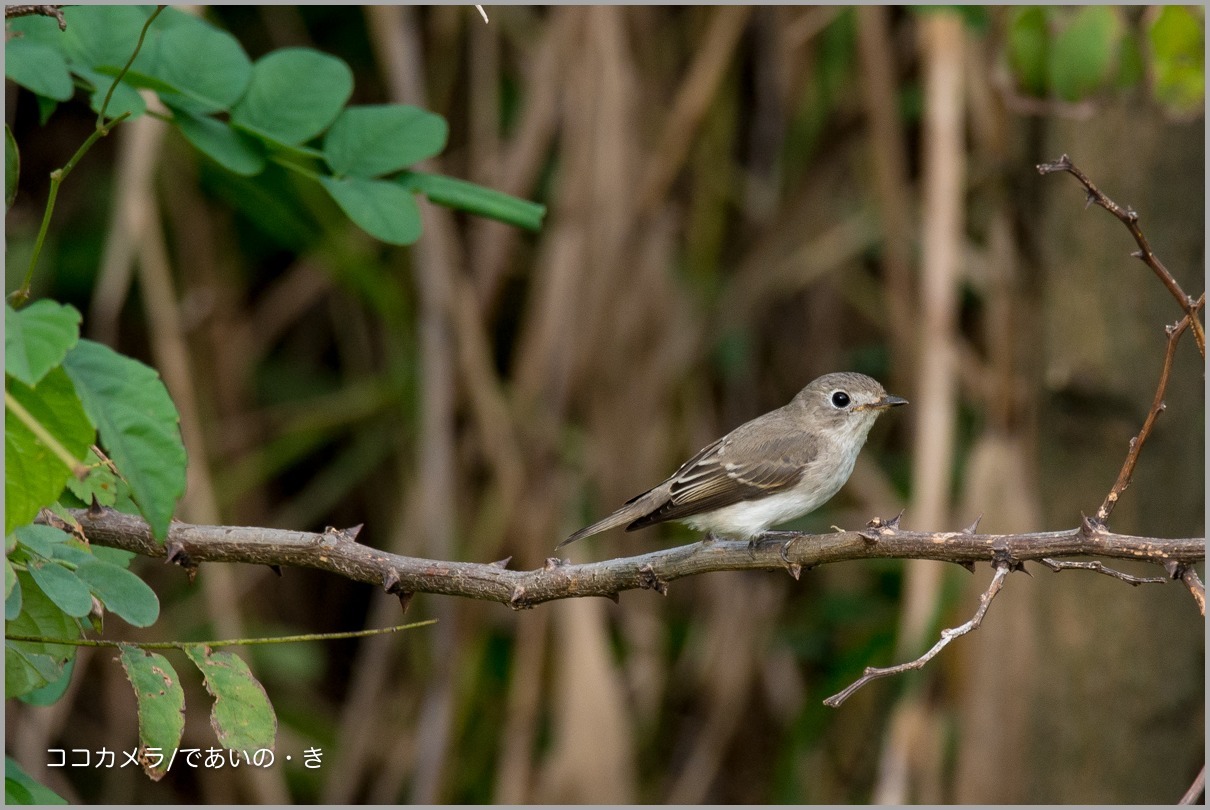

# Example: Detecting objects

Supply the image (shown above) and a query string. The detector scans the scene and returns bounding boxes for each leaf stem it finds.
[5,619,437,650]
[10,6,164,308]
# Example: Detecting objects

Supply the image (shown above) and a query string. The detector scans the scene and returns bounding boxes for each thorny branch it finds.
[825,157,1208,709]
[1095,295,1205,525]
[825,561,1012,707]
[50,508,1202,612]
[1036,154,1205,356]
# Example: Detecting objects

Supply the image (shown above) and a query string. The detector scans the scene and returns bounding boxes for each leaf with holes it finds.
[185,646,276,753]
[118,644,185,781]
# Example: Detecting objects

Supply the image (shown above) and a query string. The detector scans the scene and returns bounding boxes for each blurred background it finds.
[5,5,1204,803]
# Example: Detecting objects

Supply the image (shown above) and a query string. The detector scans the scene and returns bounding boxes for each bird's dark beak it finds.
[860,394,908,411]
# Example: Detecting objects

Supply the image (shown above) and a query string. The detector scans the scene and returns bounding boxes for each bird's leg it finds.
[701,532,720,545]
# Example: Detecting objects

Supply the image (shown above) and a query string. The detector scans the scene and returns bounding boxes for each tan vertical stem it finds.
[875,12,965,804]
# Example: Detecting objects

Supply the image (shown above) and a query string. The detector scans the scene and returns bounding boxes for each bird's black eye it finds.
[831,390,851,408]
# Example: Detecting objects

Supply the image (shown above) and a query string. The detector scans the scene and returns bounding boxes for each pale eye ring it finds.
[830,390,851,408]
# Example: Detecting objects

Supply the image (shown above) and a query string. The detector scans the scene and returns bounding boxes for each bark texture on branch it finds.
[62,508,1203,609]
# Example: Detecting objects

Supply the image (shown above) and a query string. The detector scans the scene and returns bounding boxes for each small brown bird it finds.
[559,372,906,549]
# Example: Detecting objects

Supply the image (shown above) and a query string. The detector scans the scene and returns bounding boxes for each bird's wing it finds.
[625,425,817,531]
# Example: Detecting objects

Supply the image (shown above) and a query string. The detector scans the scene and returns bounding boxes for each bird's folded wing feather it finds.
[626,428,816,530]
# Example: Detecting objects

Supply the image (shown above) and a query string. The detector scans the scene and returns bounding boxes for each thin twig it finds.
[4,620,436,650]
[1179,764,1205,805]
[824,561,1012,708]
[4,4,65,29]
[1166,561,1207,617]
[1038,558,1167,586]
[1095,296,1205,524]
[1037,154,1205,356]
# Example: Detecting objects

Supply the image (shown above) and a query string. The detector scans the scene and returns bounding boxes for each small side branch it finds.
[1180,764,1206,805]
[1037,154,1205,356]
[1039,558,1167,586]
[1095,297,1205,524]
[4,4,66,29]
[824,561,1012,707]
[1166,561,1207,617]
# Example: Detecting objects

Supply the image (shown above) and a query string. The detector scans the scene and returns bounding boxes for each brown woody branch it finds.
[826,560,1013,707]
[1095,295,1206,525]
[1036,154,1205,356]
[56,508,1203,610]
[4,4,66,29]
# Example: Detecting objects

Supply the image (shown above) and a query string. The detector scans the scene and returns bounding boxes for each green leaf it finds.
[1049,6,1123,102]
[65,449,129,508]
[59,6,151,70]
[12,525,72,560]
[143,23,251,115]
[396,171,547,231]
[62,340,186,540]
[170,106,266,176]
[75,66,147,121]
[118,645,186,781]
[1007,7,1048,97]
[5,39,74,102]
[230,48,353,145]
[4,560,15,602]
[5,367,94,536]
[36,95,58,126]
[323,104,448,178]
[5,300,82,387]
[4,575,20,622]
[319,175,423,245]
[6,756,68,804]
[185,646,277,752]
[5,571,79,698]
[5,125,18,210]
[75,559,159,627]
[25,559,92,618]
[20,655,75,706]
[1149,6,1205,116]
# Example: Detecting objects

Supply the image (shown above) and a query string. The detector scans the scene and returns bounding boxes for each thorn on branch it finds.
[383,568,400,593]
[962,515,982,535]
[1080,512,1106,538]
[267,564,282,577]
[543,557,565,571]
[509,585,532,610]
[859,510,905,543]
[490,556,512,569]
[955,560,976,573]
[604,592,620,604]
[397,590,414,615]
[1164,561,1206,616]
[637,563,668,596]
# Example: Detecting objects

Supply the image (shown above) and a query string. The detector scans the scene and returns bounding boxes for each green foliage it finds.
[6,5,545,245]
[3,5,502,799]
[62,340,187,541]
[4,125,17,210]
[185,646,278,753]
[5,367,93,535]
[1149,6,1205,116]
[117,645,186,780]
[6,757,67,804]
[1005,6,1205,114]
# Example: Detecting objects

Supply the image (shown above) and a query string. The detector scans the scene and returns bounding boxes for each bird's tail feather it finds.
[557,506,641,549]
